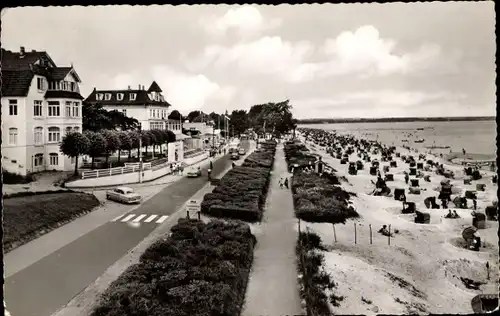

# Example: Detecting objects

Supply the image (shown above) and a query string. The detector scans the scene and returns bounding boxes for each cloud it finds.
[293,89,468,119]
[201,6,281,39]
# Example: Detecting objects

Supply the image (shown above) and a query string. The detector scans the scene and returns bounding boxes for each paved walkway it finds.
[242,143,304,316]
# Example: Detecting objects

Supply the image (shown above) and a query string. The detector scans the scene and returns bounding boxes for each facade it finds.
[1,47,84,175]
[83,82,182,133]
[183,122,222,150]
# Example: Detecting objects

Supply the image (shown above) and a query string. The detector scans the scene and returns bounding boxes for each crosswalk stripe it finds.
[111,214,125,222]
[133,214,147,223]
[144,215,158,223]
[156,215,168,224]
[121,214,136,222]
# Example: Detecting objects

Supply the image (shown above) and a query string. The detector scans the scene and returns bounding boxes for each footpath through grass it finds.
[3,191,100,252]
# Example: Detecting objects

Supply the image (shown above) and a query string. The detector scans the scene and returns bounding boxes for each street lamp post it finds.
[138,125,143,183]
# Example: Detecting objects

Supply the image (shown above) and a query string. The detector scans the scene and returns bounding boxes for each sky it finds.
[2,3,496,119]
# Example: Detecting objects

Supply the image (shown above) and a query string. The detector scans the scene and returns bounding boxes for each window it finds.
[96,93,104,101]
[73,126,80,133]
[34,154,44,167]
[48,127,61,142]
[70,82,76,92]
[37,77,45,90]
[66,102,72,117]
[105,93,111,101]
[49,153,59,166]
[9,128,18,145]
[72,102,79,117]
[117,93,124,101]
[9,99,18,115]
[34,127,43,145]
[66,127,72,134]
[48,101,60,116]
[34,100,43,116]
[130,93,136,101]
[122,109,127,116]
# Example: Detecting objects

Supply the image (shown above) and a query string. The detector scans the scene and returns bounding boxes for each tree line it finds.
[59,100,297,175]
[298,116,496,124]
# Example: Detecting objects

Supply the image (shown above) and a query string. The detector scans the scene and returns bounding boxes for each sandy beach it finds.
[297,130,498,315]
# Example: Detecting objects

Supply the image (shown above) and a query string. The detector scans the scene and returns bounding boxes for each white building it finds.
[1,47,84,176]
[84,82,189,162]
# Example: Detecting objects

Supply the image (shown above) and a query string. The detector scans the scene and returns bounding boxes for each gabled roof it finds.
[84,89,172,107]
[1,48,82,97]
[147,81,162,93]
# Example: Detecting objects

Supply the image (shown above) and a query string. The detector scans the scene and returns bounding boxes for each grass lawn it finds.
[3,192,100,252]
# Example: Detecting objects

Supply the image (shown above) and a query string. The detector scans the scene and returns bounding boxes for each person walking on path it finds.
[284,177,289,189]
[279,178,283,189]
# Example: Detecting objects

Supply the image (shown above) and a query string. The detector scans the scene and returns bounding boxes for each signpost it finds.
[186,199,201,219]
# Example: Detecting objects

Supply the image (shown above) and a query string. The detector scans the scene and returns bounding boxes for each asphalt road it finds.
[5,141,248,316]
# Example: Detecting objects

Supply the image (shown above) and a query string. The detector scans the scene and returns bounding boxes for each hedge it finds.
[284,142,359,224]
[296,231,344,316]
[3,189,74,199]
[201,141,276,222]
[91,218,256,316]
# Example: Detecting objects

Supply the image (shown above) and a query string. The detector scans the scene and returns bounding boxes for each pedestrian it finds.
[232,162,236,168]
[404,172,409,185]
[179,165,184,175]
[210,160,213,170]
[284,177,289,189]
[208,168,212,181]
[279,178,283,189]
[473,197,477,210]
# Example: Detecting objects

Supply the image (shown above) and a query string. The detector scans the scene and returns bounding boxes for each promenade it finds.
[242,143,304,316]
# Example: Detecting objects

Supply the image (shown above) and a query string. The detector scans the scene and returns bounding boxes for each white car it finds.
[187,166,202,178]
[106,186,142,204]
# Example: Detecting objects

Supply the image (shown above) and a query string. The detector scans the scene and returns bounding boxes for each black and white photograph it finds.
[1,2,497,316]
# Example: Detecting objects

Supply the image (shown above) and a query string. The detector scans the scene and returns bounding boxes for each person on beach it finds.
[453,210,460,218]
[462,148,466,155]
[445,210,453,218]
[232,162,236,168]
[473,197,477,210]
[404,172,409,185]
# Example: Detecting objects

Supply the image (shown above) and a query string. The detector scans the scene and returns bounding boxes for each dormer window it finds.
[96,93,104,101]
[117,93,124,101]
[105,93,112,101]
[130,93,137,101]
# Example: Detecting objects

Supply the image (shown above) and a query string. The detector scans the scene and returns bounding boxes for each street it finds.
[5,142,248,316]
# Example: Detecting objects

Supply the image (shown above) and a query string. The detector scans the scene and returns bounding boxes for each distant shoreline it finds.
[298,116,495,124]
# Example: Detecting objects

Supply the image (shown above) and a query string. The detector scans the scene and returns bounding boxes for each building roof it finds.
[45,90,84,100]
[84,87,172,107]
[147,81,162,93]
[1,48,82,97]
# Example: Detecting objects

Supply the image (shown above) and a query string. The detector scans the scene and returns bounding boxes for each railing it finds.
[81,162,152,179]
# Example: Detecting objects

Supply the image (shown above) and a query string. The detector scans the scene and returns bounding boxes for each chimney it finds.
[128,85,131,90]
[20,46,25,55]
[138,84,141,90]
[31,49,36,53]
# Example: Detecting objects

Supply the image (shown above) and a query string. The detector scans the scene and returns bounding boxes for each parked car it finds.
[231,152,240,160]
[106,186,142,204]
[238,148,246,155]
[187,166,202,178]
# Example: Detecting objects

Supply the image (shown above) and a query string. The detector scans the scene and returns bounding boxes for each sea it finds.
[300,120,497,158]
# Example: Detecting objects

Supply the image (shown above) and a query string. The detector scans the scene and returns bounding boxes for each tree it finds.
[140,130,155,157]
[60,132,90,176]
[83,131,107,169]
[128,130,141,159]
[117,131,133,163]
[168,110,183,121]
[229,110,249,136]
[150,129,165,155]
[101,129,121,165]
[187,110,202,122]
[83,103,139,132]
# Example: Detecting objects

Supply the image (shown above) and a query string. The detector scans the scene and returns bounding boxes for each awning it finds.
[175,133,192,140]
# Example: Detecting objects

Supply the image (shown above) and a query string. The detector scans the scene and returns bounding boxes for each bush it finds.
[201,141,276,222]
[3,191,100,252]
[91,219,256,316]
[296,231,341,315]
[2,169,35,184]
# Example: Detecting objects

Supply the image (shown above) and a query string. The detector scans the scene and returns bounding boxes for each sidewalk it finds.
[242,143,304,316]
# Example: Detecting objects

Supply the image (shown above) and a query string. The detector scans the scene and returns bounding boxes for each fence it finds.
[81,162,152,179]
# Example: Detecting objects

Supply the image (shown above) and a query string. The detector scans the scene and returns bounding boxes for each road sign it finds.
[187,199,201,212]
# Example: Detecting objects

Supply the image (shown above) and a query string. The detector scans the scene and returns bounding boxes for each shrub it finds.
[91,219,256,316]
[296,231,341,316]
[201,142,276,222]
[2,169,35,184]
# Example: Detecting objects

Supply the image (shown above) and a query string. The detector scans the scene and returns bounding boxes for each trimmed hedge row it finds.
[284,142,359,224]
[297,231,344,316]
[283,140,317,169]
[201,141,277,222]
[3,189,73,199]
[91,219,256,316]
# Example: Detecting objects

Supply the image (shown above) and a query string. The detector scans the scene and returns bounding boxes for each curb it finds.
[52,142,255,316]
